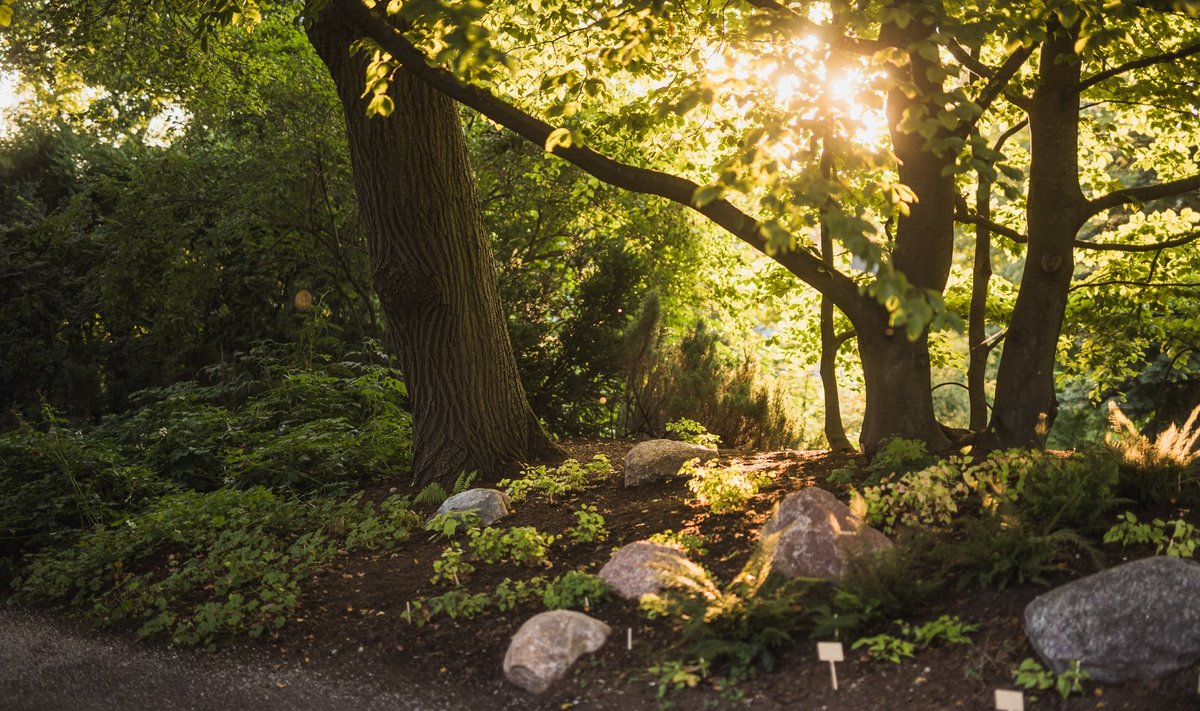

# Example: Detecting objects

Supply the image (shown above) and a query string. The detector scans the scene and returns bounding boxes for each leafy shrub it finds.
[852,633,915,663]
[649,530,709,556]
[431,544,475,586]
[424,510,481,538]
[826,539,944,631]
[859,459,968,532]
[852,615,976,663]
[622,299,799,450]
[93,343,413,492]
[860,448,1118,537]
[865,437,936,484]
[665,418,721,448]
[493,576,548,611]
[467,525,558,566]
[683,458,769,514]
[1106,401,1200,506]
[942,514,1100,589]
[568,505,609,543]
[1014,658,1090,700]
[499,455,613,502]
[541,570,610,610]
[641,546,809,680]
[1019,448,1119,535]
[424,589,491,620]
[14,487,417,647]
[0,406,166,558]
[1104,512,1199,558]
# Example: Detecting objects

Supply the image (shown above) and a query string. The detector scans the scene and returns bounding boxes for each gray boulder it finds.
[1024,556,1200,682]
[428,488,511,527]
[624,439,718,487]
[503,610,611,694]
[757,487,892,579]
[599,541,694,600]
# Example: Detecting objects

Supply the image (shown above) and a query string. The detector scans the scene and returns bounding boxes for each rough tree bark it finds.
[332,0,955,458]
[308,7,561,486]
[851,7,956,455]
[817,145,853,451]
[981,22,1085,450]
[967,175,993,432]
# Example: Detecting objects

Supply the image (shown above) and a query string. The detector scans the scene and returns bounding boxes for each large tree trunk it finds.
[981,22,1086,450]
[308,9,561,486]
[857,311,949,456]
[851,4,955,456]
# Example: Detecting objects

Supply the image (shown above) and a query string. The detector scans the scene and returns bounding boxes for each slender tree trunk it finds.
[819,296,853,451]
[968,176,993,431]
[981,22,1086,449]
[308,9,561,486]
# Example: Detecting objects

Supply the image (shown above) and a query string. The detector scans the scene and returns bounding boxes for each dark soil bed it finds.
[10,440,1199,710]
[262,440,1198,710]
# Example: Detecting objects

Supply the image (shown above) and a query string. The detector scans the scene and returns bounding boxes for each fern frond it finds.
[1106,400,1141,440]
[452,470,478,495]
[414,482,448,505]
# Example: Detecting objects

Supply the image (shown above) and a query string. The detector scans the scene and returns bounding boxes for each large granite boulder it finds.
[503,610,611,694]
[1024,556,1200,682]
[599,541,694,600]
[624,439,718,487]
[428,488,511,527]
[757,487,892,579]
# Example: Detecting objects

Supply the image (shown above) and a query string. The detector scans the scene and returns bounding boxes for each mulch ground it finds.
[253,439,1199,710]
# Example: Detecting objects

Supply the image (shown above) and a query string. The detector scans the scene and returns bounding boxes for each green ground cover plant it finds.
[13,487,419,648]
[499,455,614,502]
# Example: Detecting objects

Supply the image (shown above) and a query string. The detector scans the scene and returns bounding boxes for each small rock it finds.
[1024,556,1200,682]
[428,488,511,527]
[503,610,610,694]
[757,487,891,579]
[599,541,694,600]
[623,439,718,487]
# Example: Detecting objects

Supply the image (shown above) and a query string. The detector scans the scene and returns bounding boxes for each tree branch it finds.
[1087,172,1200,217]
[1078,40,1200,93]
[740,0,884,54]
[330,0,867,318]
[946,40,992,78]
[1069,279,1200,292]
[954,202,1028,243]
[962,45,1037,134]
[1074,230,1200,252]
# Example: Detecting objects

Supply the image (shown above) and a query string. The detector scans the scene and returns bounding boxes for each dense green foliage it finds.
[1,341,411,562]
[14,487,419,647]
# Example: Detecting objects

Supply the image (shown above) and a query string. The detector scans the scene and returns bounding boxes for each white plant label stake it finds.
[817,641,844,691]
[994,689,1024,711]
[627,627,633,651]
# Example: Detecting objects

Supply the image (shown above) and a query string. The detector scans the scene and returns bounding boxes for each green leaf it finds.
[367,94,394,117]
[692,185,723,208]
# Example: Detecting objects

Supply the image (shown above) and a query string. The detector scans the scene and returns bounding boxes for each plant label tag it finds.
[817,642,844,662]
[817,642,844,691]
[994,689,1024,711]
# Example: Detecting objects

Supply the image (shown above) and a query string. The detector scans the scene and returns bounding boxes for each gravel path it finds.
[0,607,451,711]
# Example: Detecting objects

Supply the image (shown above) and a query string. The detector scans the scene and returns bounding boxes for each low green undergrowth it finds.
[1,341,414,568]
[13,487,419,648]
[499,455,614,502]
[406,570,611,625]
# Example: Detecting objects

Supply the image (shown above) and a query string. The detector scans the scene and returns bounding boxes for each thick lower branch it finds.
[332,0,867,319]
